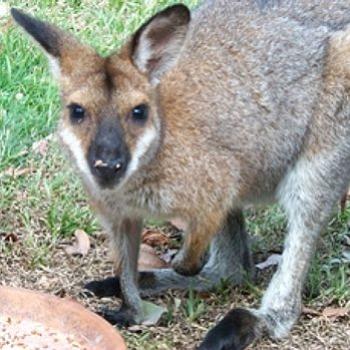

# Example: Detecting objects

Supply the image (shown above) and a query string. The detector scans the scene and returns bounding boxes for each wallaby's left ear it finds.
[131,4,191,83]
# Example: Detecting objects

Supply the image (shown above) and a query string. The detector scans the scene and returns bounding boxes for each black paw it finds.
[83,277,121,298]
[198,308,259,350]
[98,307,136,327]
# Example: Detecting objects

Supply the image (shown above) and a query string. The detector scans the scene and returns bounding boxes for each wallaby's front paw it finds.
[171,249,205,276]
[198,308,260,350]
[98,307,136,327]
[83,277,121,298]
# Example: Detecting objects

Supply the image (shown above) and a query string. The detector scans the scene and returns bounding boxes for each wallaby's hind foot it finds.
[198,308,261,350]
[198,301,300,350]
[198,304,301,350]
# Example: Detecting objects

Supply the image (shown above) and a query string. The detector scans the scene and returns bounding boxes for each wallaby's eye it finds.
[69,104,85,124]
[131,104,149,123]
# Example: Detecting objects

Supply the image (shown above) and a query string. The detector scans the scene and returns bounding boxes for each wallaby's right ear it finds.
[11,8,94,79]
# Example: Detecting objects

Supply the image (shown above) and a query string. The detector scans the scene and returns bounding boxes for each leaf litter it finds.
[64,230,91,257]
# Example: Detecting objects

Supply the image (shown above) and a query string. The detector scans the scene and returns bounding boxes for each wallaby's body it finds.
[12,1,350,349]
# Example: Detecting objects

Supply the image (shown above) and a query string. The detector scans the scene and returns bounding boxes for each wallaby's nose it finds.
[88,118,130,187]
[90,151,127,186]
[93,156,125,181]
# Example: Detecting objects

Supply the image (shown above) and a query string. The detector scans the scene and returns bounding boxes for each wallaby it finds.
[11,0,350,349]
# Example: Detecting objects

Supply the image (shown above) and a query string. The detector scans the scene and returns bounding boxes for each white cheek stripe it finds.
[59,127,96,187]
[126,127,157,179]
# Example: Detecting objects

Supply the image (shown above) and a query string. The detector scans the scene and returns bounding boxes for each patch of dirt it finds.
[0,230,349,350]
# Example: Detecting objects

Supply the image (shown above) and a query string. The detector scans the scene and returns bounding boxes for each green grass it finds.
[246,206,350,307]
[0,2,349,348]
[183,289,206,322]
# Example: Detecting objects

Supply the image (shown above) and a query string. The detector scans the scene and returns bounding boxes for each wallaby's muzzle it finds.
[88,118,130,188]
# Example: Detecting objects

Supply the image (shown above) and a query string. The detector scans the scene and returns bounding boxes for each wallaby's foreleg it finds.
[199,152,350,350]
[98,218,144,326]
[85,209,253,297]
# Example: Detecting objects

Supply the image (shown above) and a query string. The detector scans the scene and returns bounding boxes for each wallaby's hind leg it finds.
[199,150,350,350]
[139,209,253,296]
[85,209,253,297]
[171,210,226,276]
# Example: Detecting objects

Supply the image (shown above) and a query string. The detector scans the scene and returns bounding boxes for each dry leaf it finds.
[0,18,11,34]
[302,307,321,317]
[138,244,169,271]
[65,230,90,256]
[14,168,32,177]
[161,249,178,264]
[142,229,170,247]
[32,140,48,157]
[340,186,350,212]
[2,233,19,243]
[141,300,167,326]
[0,167,32,178]
[127,325,144,332]
[322,307,349,319]
[256,254,282,270]
[31,134,53,157]
[169,218,187,231]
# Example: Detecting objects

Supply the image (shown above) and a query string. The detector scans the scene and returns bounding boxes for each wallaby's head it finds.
[11,6,190,189]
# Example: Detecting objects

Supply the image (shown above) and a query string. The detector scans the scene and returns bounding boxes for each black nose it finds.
[88,117,130,187]
[92,156,126,186]
[94,158,125,180]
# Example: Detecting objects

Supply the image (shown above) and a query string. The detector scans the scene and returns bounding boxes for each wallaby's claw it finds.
[198,308,260,350]
[83,277,121,298]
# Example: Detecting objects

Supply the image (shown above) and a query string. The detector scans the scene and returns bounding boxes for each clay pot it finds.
[0,286,126,350]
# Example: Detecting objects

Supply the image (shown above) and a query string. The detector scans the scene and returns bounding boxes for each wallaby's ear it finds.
[131,4,191,83]
[11,8,64,58]
[11,8,96,79]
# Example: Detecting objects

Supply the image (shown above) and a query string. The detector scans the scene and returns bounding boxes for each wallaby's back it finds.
[159,0,350,199]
